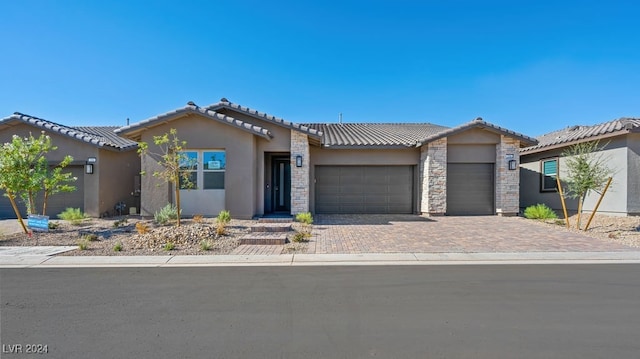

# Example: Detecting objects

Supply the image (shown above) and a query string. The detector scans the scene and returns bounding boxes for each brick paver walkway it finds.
[306,215,635,254]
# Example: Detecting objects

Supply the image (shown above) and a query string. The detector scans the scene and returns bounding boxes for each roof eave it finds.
[520,129,632,155]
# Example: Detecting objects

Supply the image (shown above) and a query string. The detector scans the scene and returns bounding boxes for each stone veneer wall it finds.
[495,135,520,216]
[290,130,310,214]
[420,138,447,215]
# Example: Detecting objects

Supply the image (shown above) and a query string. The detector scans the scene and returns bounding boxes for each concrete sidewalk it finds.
[2,251,640,268]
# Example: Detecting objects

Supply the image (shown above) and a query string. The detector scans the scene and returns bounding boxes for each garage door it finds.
[315,166,413,214]
[447,163,494,215]
[0,166,84,219]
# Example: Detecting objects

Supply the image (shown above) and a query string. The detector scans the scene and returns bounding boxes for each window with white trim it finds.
[541,158,558,192]
[179,150,225,190]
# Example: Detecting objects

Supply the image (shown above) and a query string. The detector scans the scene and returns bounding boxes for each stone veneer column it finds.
[420,138,447,215]
[290,130,310,214]
[495,135,520,216]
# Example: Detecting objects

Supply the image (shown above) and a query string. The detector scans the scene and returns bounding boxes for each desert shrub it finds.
[193,214,204,223]
[58,208,86,225]
[82,233,98,242]
[154,204,179,225]
[200,239,212,251]
[217,210,231,224]
[291,231,311,243]
[113,241,123,252]
[77,239,89,250]
[48,221,59,230]
[113,218,128,228]
[135,222,149,234]
[215,210,231,236]
[295,212,313,225]
[163,241,175,251]
[524,204,558,220]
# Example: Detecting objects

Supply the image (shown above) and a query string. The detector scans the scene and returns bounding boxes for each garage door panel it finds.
[447,163,494,215]
[315,165,413,214]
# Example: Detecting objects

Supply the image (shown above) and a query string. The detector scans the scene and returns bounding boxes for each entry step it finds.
[239,233,288,245]
[250,223,292,233]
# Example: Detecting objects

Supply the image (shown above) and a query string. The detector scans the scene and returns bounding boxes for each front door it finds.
[272,158,291,212]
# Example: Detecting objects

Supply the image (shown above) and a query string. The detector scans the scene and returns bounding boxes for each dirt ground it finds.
[0,214,638,256]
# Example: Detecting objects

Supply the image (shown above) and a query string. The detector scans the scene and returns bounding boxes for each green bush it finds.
[82,233,98,242]
[77,239,89,250]
[295,212,313,225]
[154,204,179,225]
[217,210,231,224]
[58,208,86,225]
[524,204,558,220]
[113,241,123,252]
[163,241,175,251]
[200,239,212,251]
[291,231,311,243]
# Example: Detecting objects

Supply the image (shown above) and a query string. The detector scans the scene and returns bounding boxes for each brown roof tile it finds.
[304,123,449,148]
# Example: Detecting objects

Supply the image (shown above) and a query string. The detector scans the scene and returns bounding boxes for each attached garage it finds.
[0,166,84,219]
[447,163,495,215]
[315,165,414,214]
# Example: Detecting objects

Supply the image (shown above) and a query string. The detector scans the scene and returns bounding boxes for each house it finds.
[116,99,537,219]
[519,118,640,216]
[0,112,140,218]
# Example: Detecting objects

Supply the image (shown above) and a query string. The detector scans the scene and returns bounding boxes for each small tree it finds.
[138,128,194,227]
[0,132,76,233]
[561,141,613,229]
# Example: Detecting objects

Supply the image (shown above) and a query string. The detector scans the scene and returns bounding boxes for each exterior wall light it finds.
[295,155,303,167]
[86,157,97,174]
[508,159,517,170]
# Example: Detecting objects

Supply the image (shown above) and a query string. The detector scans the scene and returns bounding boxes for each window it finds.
[541,158,558,191]
[178,150,225,190]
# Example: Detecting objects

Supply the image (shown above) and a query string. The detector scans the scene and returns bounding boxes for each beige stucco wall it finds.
[136,111,297,219]
[97,148,140,216]
[520,136,630,216]
[0,123,139,217]
[628,133,640,215]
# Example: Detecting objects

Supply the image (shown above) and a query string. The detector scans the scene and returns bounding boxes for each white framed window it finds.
[179,150,225,190]
[540,157,558,192]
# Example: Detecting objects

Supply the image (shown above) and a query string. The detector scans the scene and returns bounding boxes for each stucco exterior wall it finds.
[97,148,140,216]
[520,136,629,216]
[0,123,101,215]
[627,133,640,215]
[137,114,258,219]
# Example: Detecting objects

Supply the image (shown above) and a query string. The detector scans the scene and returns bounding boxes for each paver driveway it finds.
[306,215,635,254]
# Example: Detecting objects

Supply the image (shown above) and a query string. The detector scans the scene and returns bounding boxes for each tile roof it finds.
[206,98,323,138]
[304,123,449,148]
[520,118,640,154]
[115,103,273,141]
[1,112,138,151]
[415,118,538,148]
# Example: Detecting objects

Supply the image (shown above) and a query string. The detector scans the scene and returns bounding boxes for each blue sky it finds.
[1,0,638,136]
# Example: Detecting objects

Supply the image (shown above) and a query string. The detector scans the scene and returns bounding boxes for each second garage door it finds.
[315,165,414,214]
[447,163,494,215]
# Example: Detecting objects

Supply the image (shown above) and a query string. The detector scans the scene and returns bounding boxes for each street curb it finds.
[2,251,640,268]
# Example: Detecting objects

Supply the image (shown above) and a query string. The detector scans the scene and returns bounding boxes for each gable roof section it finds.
[0,112,138,151]
[115,103,274,141]
[206,98,323,139]
[520,118,640,155]
[415,118,538,148]
[304,123,449,148]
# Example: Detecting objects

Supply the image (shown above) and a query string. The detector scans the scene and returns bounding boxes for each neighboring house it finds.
[0,112,140,218]
[116,99,537,219]
[520,118,640,216]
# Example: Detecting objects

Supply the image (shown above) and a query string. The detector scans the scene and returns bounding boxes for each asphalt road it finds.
[1,265,639,358]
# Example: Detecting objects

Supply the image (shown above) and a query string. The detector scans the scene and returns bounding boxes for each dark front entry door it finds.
[272,158,291,212]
